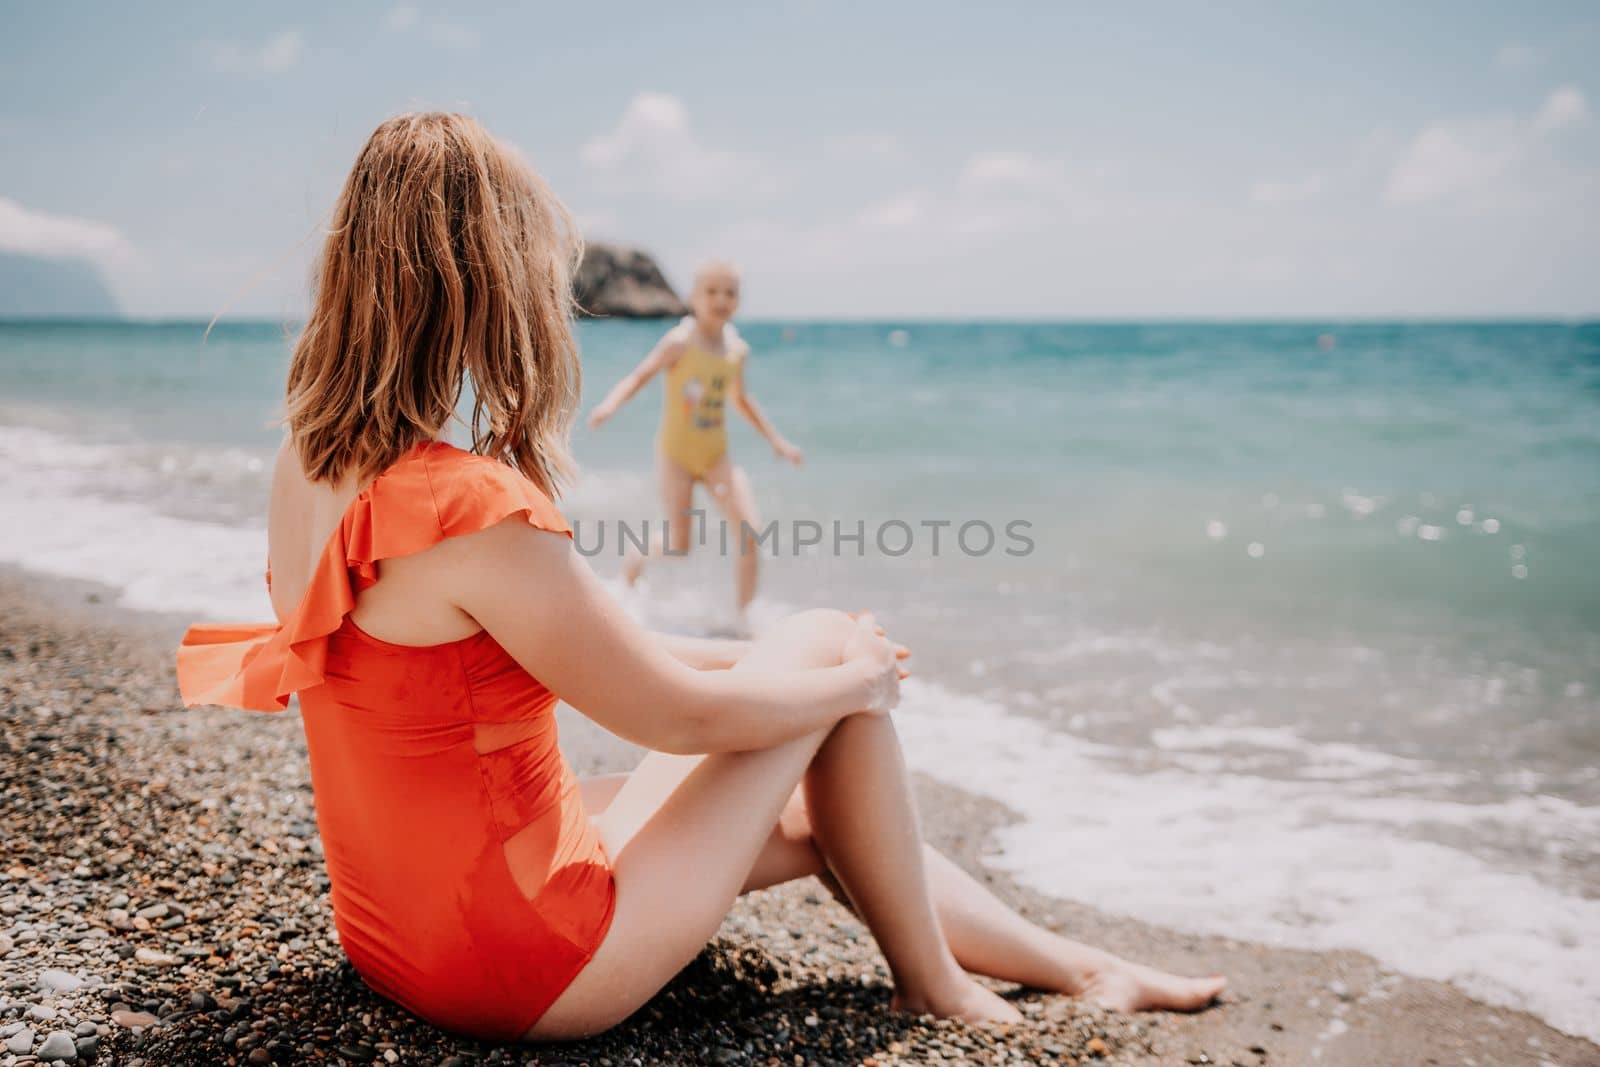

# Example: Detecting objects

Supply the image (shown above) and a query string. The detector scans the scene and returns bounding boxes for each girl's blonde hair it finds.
[285,112,582,496]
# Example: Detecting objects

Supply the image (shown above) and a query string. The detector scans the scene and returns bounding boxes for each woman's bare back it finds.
[266,439,481,647]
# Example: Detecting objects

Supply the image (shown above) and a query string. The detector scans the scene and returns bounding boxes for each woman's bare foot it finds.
[1080,959,1226,1013]
[893,975,1024,1024]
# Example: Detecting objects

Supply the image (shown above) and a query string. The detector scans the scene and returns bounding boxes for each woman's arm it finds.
[587,332,684,428]
[443,520,897,754]
[729,352,804,465]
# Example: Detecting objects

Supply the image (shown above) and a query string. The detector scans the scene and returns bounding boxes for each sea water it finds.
[1,319,1597,1039]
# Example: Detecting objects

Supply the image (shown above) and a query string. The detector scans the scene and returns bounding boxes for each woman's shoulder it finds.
[400,442,571,541]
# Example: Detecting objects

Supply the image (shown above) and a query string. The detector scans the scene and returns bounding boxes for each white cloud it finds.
[1384,118,1521,205]
[1533,85,1588,134]
[383,5,419,30]
[1249,173,1326,204]
[1384,88,1588,205]
[0,197,133,265]
[582,93,689,168]
[944,151,1079,235]
[1493,42,1541,72]
[950,208,1030,237]
[382,5,478,49]
[856,191,932,230]
[200,29,303,74]
[960,151,1060,188]
[580,92,747,200]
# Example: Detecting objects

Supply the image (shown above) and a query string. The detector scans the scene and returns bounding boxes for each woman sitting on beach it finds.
[177,112,1225,1043]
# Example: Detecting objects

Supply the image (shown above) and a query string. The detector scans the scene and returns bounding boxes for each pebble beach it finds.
[3,566,1596,1066]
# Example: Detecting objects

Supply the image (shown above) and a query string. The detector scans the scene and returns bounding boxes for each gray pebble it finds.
[37,972,85,995]
[4,1026,34,1054]
[27,1004,58,1022]
[38,1029,79,1062]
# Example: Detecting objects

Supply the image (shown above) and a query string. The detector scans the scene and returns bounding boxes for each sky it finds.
[1,2,1597,319]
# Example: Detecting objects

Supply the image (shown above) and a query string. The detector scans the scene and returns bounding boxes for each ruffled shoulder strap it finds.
[177,442,570,712]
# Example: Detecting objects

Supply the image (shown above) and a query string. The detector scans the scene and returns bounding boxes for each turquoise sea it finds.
[2,319,1598,1039]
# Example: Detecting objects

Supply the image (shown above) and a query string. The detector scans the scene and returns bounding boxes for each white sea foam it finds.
[0,423,658,622]
[0,425,271,619]
[893,679,1600,1043]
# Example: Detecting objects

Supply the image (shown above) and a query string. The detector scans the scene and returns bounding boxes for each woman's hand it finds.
[587,401,617,429]
[841,612,905,713]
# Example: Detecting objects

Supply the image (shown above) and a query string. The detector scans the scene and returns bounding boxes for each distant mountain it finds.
[0,252,120,318]
[0,244,684,320]
[574,243,686,318]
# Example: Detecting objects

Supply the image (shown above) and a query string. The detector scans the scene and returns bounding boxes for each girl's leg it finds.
[622,448,696,587]
[700,455,760,613]
[527,609,1010,1041]
[578,780,1226,1014]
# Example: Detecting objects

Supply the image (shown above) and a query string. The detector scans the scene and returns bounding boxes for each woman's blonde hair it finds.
[285,112,582,496]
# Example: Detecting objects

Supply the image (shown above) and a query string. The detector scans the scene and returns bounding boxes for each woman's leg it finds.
[700,455,760,613]
[622,448,696,587]
[914,848,1225,1011]
[578,780,1226,1013]
[527,610,1010,1041]
[799,702,1010,1016]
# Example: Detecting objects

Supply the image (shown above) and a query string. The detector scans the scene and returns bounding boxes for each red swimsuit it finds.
[177,441,615,1039]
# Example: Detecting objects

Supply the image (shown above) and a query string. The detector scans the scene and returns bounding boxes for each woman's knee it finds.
[780,607,855,646]
[738,609,855,673]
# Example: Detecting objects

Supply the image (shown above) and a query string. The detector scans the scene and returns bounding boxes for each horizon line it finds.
[2,314,1597,328]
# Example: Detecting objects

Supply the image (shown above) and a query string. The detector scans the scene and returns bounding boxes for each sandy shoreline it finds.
[2,566,1594,1067]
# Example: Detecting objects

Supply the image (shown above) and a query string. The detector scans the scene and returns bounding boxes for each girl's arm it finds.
[729,350,805,466]
[587,331,685,429]
[445,520,900,754]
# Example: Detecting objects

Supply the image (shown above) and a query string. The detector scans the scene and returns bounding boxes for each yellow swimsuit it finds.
[659,337,742,478]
